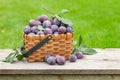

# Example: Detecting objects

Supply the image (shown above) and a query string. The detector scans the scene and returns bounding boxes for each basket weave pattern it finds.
[23,33,73,62]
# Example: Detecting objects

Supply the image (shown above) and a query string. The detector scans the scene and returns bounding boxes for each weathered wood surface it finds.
[0,48,120,74]
[0,74,119,80]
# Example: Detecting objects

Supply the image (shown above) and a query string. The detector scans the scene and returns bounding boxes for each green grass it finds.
[0,0,120,48]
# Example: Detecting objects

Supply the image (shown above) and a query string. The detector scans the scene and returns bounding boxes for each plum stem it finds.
[42,6,55,15]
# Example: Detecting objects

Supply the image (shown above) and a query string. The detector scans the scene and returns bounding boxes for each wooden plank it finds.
[0,49,120,74]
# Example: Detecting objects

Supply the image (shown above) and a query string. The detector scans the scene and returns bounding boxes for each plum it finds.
[66,26,73,33]
[44,28,52,34]
[51,25,58,32]
[75,52,83,59]
[56,55,66,65]
[34,20,41,26]
[37,30,44,35]
[31,26,39,34]
[46,56,56,65]
[23,26,31,34]
[36,15,49,23]
[29,19,35,27]
[54,31,59,34]
[42,20,52,28]
[58,26,66,34]
[52,17,61,26]
[28,33,35,35]
[45,55,51,62]
[69,54,77,62]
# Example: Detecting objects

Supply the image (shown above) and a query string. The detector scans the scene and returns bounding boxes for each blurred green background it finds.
[0,0,120,48]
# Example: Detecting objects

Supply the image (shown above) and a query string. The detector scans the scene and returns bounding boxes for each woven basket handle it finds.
[23,35,52,57]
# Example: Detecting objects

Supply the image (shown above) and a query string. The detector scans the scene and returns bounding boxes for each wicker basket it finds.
[23,33,73,62]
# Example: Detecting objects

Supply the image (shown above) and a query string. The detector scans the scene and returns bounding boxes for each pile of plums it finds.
[23,14,73,35]
[45,51,83,65]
